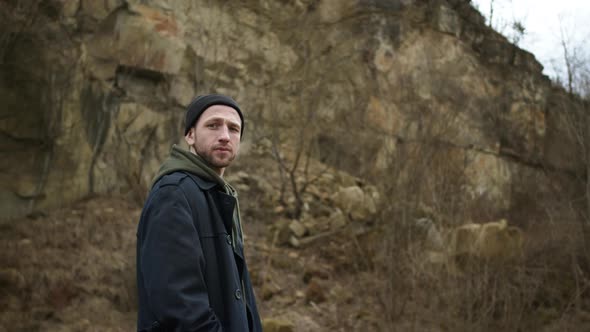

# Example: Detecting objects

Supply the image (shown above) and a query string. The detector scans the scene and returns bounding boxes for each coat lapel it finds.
[210,190,235,235]
[197,179,246,276]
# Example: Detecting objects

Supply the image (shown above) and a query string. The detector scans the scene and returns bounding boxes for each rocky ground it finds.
[5,193,590,332]
[0,196,138,332]
[3,148,590,331]
[0,148,386,331]
[0,195,383,331]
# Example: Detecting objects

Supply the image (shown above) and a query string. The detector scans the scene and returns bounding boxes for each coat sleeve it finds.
[139,184,223,332]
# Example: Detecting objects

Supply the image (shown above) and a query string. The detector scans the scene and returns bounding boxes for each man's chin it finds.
[209,157,233,169]
[197,150,233,168]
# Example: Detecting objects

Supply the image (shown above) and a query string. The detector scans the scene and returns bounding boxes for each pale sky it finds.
[471,0,590,81]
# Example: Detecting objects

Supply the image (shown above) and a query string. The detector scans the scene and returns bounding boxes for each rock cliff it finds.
[0,0,586,220]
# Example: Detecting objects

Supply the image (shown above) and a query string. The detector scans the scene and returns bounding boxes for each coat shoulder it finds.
[153,172,205,203]
[155,172,190,188]
[155,171,217,192]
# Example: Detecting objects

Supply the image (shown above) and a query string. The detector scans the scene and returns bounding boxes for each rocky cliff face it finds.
[0,0,585,220]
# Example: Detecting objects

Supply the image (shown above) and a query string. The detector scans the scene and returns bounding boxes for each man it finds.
[136,94,262,332]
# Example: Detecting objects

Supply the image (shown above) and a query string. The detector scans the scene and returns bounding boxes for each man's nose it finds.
[218,125,230,142]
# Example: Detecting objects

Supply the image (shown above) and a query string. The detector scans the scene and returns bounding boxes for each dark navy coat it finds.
[136,171,262,332]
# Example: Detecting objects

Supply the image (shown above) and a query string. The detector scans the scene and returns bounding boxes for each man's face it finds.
[185,105,241,175]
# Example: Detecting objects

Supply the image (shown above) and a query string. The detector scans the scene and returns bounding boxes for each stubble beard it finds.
[194,144,235,170]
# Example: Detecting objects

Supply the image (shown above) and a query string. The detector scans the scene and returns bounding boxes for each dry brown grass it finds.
[362,149,590,331]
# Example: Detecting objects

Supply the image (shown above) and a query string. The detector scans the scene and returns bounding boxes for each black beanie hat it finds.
[184,94,244,137]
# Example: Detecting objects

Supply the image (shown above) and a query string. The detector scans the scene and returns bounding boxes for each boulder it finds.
[448,219,523,261]
[331,186,378,222]
[288,220,307,238]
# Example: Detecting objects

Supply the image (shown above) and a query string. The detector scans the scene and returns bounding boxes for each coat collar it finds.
[186,173,219,191]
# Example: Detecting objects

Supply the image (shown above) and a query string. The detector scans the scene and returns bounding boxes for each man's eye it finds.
[230,127,240,133]
[207,124,218,129]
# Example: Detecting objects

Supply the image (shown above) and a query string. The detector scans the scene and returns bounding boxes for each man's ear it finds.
[185,127,196,145]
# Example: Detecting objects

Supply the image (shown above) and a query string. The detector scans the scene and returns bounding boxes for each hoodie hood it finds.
[151,144,232,194]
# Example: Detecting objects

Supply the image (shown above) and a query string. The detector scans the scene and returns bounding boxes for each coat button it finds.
[235,288,242,300]
[226,234,232,245]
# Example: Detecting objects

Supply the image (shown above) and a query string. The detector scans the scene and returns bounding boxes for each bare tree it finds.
[474,0,526,46]
[555,15,590,97]
[549,15,590,272]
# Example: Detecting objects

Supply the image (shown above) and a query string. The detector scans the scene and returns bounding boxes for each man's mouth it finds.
[214,147,232,152]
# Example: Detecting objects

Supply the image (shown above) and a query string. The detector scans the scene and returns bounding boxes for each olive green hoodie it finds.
[151,144,244,250]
